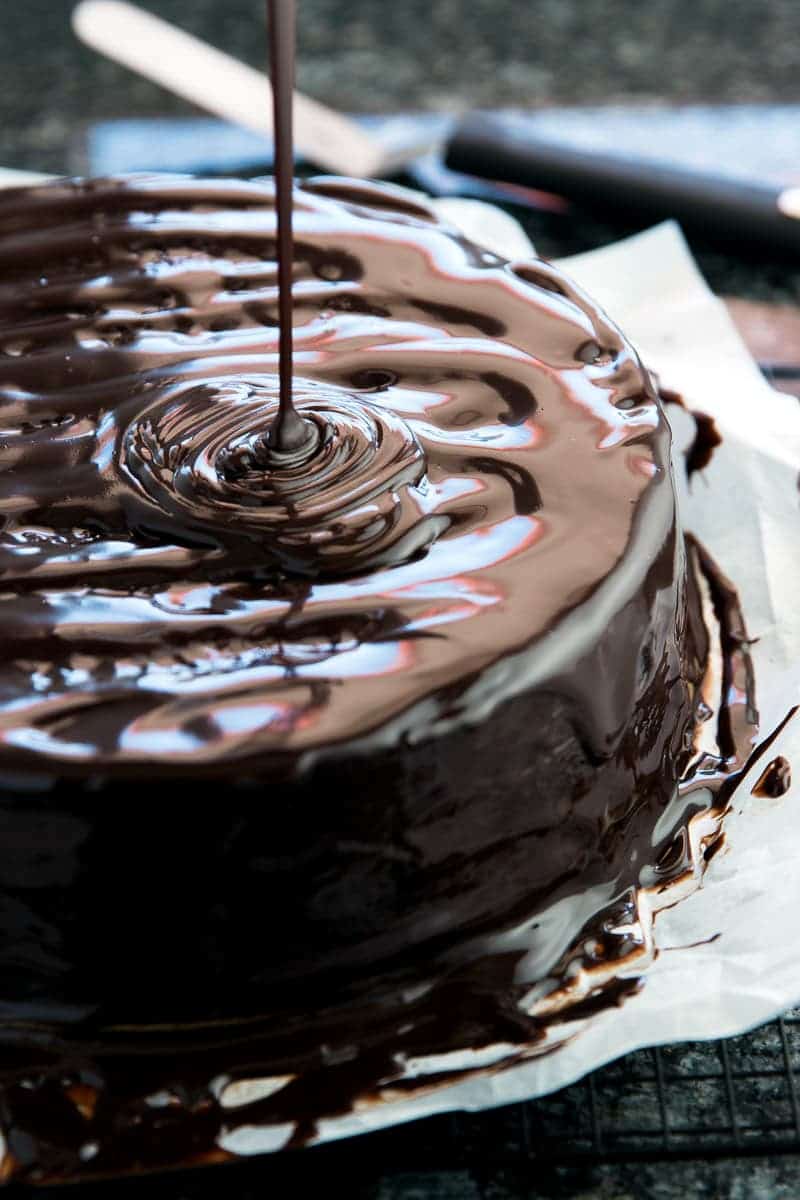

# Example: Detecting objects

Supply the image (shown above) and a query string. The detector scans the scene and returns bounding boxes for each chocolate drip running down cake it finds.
[0,174,753,1181]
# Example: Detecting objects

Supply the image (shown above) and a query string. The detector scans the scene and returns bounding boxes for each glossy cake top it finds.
[0,175,671,773]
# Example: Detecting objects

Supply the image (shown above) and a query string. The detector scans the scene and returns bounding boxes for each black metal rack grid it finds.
[372,1007,800,1170]
[457,1009,800,1166]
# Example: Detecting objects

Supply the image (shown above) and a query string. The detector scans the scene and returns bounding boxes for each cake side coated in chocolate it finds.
[0,175,725,1180]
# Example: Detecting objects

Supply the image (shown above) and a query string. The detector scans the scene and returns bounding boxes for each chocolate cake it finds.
[0,173,729,1180]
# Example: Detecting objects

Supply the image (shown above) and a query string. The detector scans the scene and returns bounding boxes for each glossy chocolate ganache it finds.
[0,174,686,769]
[0,174,758,1182]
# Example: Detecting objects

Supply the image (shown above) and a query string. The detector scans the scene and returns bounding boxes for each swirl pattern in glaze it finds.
[0,174,666,772]
[120,376,433,574]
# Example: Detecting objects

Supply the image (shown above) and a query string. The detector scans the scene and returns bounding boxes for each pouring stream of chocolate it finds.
[266,0,314,456]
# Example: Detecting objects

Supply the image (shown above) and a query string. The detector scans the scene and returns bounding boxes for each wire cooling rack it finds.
[457,1011,800,1166]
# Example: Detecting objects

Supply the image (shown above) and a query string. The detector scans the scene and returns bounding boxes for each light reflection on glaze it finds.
[0,174,663,773]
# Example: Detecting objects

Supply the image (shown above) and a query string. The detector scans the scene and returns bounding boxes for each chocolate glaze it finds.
[685,411,723,478]
[0,175,764,1183]
[0,174,671,773]
[659,388,723,480]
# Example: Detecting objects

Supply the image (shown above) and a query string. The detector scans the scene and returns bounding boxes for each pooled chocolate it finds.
[753,755,792,798]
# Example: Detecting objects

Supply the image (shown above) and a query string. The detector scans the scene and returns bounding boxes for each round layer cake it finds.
[0,175,709,1178]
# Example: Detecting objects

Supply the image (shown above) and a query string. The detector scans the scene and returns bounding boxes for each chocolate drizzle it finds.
[265,0,315,456]
[753,756,792,798]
